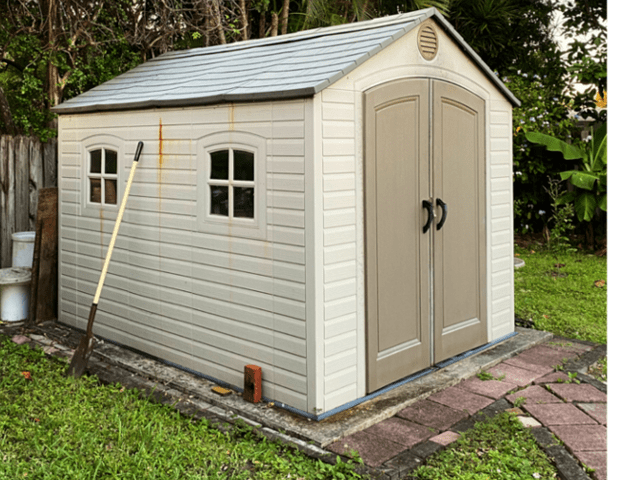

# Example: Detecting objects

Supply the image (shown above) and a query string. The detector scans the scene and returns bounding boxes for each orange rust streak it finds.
[158,119,164,166]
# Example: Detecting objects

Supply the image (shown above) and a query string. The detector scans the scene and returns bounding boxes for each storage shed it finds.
[53,8,519,419]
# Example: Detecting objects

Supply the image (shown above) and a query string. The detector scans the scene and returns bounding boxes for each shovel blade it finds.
[67,335,95,378]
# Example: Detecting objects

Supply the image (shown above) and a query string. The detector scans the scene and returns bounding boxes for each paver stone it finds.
[544,341,593,355]
[573,451,607,480]
[429,431,460,446]
[505,345,577,370]
[548,425,607,453]
[326,430,407,467]
[486,363,544,387]
[516,416,541,428]
[364,416,437,447]
[533,371,571,384]
[428,386,494,415]
[524,403,597,426]
[397,399,467,431]
[506,385,564,406]
[548,383,607,403]
[576,403,607,425]
[458,376,518,399]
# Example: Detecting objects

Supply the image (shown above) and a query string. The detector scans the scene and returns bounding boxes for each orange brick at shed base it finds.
[243,365,262,403]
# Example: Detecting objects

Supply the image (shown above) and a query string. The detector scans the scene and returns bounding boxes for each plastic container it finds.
[12,231,36,267]
[0,267,32,322]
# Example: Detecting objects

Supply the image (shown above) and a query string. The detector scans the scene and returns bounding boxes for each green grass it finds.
[0,337,362,480]
[411,412,558,480]
[514,246,607,344]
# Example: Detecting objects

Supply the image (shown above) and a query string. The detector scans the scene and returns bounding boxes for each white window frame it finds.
[80,135,125,220]
[88,148,119,206]
[197,131,267,239]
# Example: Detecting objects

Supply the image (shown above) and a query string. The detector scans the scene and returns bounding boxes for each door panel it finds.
[433,81,487,363]
[365,79,430,392]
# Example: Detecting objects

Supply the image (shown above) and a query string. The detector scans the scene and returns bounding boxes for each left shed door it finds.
[364,79,431,392]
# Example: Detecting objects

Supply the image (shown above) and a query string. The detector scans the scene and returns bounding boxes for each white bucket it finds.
[12,231,36,267]
[0,267,32,322]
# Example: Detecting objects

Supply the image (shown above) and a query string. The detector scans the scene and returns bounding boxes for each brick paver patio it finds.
[327,340,607,479]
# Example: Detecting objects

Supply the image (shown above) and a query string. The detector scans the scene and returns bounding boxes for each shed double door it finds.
[365,79,487,392]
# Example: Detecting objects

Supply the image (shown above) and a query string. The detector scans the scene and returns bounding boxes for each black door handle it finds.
[436,198,448,230]
[422,200,433,233]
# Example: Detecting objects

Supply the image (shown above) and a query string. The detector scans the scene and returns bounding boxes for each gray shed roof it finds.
[53,8,519,114]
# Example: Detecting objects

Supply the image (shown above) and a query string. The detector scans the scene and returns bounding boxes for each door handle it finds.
[422,200,433,233]
[436,198,448,230]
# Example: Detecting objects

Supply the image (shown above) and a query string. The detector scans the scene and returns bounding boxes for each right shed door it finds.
[365,79,487,392]
[432,80,487,364]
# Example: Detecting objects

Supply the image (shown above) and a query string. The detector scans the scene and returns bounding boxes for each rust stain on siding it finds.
[229,104,235,131]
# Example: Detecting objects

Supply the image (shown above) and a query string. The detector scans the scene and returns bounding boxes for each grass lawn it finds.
[0,337,362,480]
[514,245,607,344]
[410,412,559,480]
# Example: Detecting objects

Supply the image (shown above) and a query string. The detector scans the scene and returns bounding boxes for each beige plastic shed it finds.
[53,8,519,419]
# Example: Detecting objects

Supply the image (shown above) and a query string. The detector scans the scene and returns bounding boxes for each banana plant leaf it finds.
[575,192,597,222]
[525,131,584,160]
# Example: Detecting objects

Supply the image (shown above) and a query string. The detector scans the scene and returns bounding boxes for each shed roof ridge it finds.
[147,8,433,64]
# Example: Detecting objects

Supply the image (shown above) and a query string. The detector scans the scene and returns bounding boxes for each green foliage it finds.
[514,247,607,344]
[526,122,607,223]
[0,337,363,479]
[542,177,576,254]
[411,412,558,479]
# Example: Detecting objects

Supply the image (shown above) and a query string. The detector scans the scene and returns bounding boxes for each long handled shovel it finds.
[67,141,144,378]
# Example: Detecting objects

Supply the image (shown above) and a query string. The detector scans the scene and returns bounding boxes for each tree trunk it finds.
[271,13,278,36]
[239,0,249,41]
[213,0,226,44]
[281,0,290,35]
[259,11,266,38]
[0,85,17,135]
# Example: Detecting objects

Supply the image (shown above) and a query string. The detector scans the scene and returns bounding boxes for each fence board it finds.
[0,135,58,267]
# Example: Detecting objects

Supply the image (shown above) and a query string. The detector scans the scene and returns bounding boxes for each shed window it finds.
[88,148,118,205]
[208,149,255,219]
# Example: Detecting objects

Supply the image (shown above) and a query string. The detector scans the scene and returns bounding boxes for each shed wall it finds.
[317,21,515,412]
[58,100,310,410]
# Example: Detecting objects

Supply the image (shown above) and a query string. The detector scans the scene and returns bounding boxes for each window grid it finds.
[208,148,255,220]
[88,148,118,206]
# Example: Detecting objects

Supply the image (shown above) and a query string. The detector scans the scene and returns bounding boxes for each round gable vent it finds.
[417,21,438,60]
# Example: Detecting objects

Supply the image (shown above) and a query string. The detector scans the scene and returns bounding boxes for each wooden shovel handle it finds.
[92,142,143,306]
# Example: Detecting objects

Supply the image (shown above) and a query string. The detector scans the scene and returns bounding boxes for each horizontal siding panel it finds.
[127,197,196,215]
[323,157,355,174]
[490,124,510,138]
[322,89,354,104]
[323,173,356,192]
[324,226,356,247]
[60,166,80,178]
[324,209,355,229]
[274,368,307,395]
[491,177,511,192]
[323,121,355,139]
[492,308,514,329]
[269,173,305,192]
[491,138,511,152]
[492,269,512,288]
[272,244,305,264]
[274,350,307,376]
[268,157,304,174]
[325,296,356,322]
[492,296,511,314]
[268,191,304,210]
[324,278,356,302]
[491,190,511,206]
[325,385,358,412]
[271,139,304,157]
[492,216,511,233]
[324,243,356,265]
[322,103,354,121]
[268,208,305,228]
[273,314,305,339]
[324,261,356,284]
[324,192,356,211]
[324,349,357,376]
[492,230,511,246]
[324,312,356,339]
[274,332,306,357]
[325,330,357,358]
[491,243,512,261]
[272,121,305,139]
[271,101,305,121]
[270,226,305,247]
[490,111,510,125]
[325,366,357,394]
[492,256,512,274]
[492,282,512,302]
[491,164,511,179]
[132,169,195,185]
[492,204,512,220]
[323,139,355,156]
[132,183,196,201]
[491,151,511,165]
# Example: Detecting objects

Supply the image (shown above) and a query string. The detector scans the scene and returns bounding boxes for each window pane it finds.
[105,150,117,174]
[233,150,254,181]
[210,185,229,216]
[90,179,101,203]
[234,187,254,218]
[90,150,101,173]
[105,179,117,204]
[210,150,229,180]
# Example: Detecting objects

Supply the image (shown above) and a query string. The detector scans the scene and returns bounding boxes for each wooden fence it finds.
[0,136,57,268]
